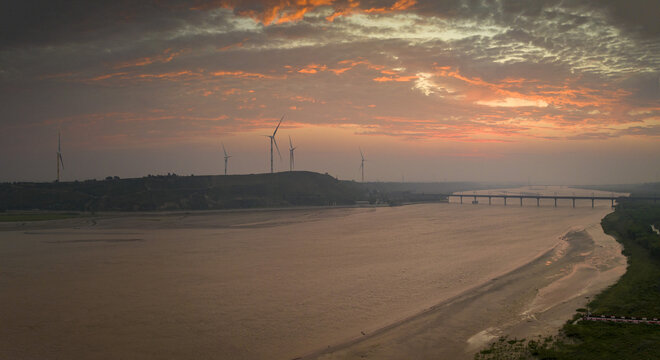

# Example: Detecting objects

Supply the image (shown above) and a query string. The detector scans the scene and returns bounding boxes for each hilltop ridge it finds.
[0,171,368,212]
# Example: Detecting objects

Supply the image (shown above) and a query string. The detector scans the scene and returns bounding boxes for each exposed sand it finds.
[312,187,627,359]
[0,187,626,359]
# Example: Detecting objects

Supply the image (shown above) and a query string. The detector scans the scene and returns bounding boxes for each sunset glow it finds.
[1,0,658,183]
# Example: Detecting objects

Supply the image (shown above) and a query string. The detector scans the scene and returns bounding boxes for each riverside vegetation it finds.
[476,198,660,359]
[0,171,490,212]
[0,172,369,212]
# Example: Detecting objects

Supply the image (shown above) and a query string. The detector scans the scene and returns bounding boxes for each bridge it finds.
[446,193,659,208]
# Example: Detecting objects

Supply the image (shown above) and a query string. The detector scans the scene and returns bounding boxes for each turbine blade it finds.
[359,147,364,160]
[273,114,284,136]
[222,142,227,157]
[58,153,64,168]
[273,138,282,159]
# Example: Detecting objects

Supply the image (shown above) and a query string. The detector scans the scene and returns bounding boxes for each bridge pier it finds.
[537,197,540,207]
[572,198,575,208]
[460,195,463,204]
[592,198,594,208]
[611,199,614,208]
[520,196,523,206]
[488,196,491,205]
[554,197,557,207]
[473,195,477,204]
[504,197,507,206]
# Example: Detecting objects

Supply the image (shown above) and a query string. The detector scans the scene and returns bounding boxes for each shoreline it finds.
[302,212,626,360]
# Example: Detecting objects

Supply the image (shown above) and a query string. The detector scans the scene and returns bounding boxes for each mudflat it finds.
[0,187,626,359]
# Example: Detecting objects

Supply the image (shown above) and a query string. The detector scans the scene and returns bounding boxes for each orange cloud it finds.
[327,0,416,21]
[291,95,319,103]
[297,63,328,74]
[293,58,413,81]
[373,75,418,82]
[356,115,520,142]
[135,70,199,80]
[433,66,631,113]
[223,88,241,95]
[217,40,246,51]
[88,72,131,81]
[193,0,416,25]
[87,68,280,83]
[114,48,187,69]
[211,70,280,79]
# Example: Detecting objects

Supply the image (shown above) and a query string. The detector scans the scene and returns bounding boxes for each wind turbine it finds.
[265,115,284,173]
[288,135,297,172]
[359,147,366,182]
[56,131,64,182]
[222,142,231,175]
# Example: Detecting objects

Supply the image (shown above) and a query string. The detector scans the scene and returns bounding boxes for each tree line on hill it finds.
[0,172,370,212]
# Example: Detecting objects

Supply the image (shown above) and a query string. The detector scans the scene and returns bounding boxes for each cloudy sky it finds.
[1,0,659,184]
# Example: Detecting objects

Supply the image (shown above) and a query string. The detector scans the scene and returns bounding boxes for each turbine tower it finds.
[265,115,284,173]
[359,147,366,182]
[222,142,231,175]
[56,131,64,182]
[288,135,297,172]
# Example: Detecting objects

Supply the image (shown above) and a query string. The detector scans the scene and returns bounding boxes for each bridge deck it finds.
[447,194,658,201]
[443,193,658,208]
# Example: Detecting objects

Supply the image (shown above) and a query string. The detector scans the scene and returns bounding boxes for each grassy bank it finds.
[476,200,660,359]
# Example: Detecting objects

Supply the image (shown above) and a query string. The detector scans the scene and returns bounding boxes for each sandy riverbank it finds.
[308,187,627,359]
[308,224,625,359]
[0,187,627,359]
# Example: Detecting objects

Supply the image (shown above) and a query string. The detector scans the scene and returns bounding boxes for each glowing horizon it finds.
[0,1,658,183]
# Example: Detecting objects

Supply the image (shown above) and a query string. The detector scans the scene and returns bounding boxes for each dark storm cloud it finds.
[0,1,187,49]
[595,0,660,38]
[0,0,414,50]
[2,0,657,56]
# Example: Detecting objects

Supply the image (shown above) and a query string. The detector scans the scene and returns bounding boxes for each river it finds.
[0,187,627,359]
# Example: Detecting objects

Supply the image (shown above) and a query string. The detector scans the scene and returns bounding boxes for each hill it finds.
[0,172,370,212]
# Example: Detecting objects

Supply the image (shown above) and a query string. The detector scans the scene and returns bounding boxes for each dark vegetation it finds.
[0,171,479,212]
[476,198,660,359]
[0,172,372,212]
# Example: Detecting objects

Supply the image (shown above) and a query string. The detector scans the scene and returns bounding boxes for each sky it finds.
[0,0,659,184]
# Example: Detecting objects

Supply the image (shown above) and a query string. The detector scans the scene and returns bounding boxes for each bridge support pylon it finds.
[504,197,507,206]
[572,198,575,208]
[488,196,491,205]
[554,197,557,207]
[520,197,523,206]
[537,197,540,207]
[592,198,594,208]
